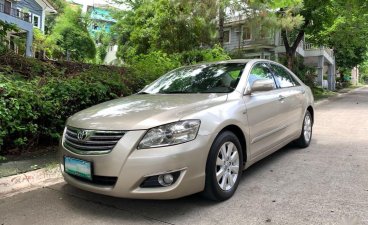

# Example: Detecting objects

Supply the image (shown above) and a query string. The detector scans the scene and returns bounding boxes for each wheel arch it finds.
[307,106,314,125]
[219,125,247,166]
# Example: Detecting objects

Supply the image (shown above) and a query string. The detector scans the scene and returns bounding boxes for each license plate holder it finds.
[64,156,92,181]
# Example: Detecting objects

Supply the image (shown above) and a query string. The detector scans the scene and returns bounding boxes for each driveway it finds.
[1,87,368,225]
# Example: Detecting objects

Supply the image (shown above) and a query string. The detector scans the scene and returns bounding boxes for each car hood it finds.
[67,93,228,130]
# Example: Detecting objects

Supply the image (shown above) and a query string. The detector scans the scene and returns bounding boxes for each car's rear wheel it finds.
[296,111,313,148]
[203,131,243,201]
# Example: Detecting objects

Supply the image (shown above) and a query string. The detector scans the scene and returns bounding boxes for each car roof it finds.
[194,59,275,66]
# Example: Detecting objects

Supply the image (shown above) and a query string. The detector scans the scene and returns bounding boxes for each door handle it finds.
[278,95,285,101]
[301,90,306,94]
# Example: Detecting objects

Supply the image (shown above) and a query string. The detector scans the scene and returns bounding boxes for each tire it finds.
[295,111,313,148]
[203,131,243,201]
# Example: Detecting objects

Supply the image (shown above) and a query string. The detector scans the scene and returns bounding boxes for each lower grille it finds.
[68,174,118,186]
[63,126,125,155]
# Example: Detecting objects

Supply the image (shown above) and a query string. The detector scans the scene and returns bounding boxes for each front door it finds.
[243,62,286,159]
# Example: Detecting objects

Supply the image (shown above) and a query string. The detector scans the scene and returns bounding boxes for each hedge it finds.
[0,46,230,154]
[0,54,145,154]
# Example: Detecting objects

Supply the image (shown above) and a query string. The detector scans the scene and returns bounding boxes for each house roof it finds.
[34,0,57,14]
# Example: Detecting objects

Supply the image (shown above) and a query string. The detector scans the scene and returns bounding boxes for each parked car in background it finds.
[60,59,314,201]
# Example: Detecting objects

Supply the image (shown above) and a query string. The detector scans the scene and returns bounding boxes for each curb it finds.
[0,165,63,199]
[315,86,366,107]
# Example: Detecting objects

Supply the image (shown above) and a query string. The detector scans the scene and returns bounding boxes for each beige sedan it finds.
[60,59,314,201]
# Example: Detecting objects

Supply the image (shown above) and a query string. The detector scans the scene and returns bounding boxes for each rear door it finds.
[243,62,286,158]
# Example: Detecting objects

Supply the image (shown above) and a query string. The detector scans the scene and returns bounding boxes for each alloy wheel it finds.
[303,114,312,142]
[216,141,240,191]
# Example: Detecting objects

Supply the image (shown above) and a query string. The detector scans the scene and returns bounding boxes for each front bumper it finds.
[60,130,211,199]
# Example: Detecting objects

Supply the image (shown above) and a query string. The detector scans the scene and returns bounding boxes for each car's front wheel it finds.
[203,131,243,201]
[295,111,313,148]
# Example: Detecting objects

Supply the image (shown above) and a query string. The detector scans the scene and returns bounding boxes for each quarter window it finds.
[270,64,299,88]
[248,63,276,89]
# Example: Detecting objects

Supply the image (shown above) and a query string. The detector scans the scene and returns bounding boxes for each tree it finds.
[113,0,217,61]
[274,0,368,71]
[45,0,67,35]
[217,0,305,67]
[275,0,333,70]
[48,6,96,61]
[308,0,368,70]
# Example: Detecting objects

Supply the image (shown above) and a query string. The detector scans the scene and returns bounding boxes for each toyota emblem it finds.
[77,130,90,141]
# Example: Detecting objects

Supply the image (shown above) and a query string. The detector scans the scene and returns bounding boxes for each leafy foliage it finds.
[48,6,96,61]
[0,53,144,154]
[45,0,67,35]
[128,45,231,84]
[128,51,181,83]
[0,21,19,53]
[113,0,217,60]
[308,0,368,70]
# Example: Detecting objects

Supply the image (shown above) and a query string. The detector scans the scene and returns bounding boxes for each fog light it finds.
[158,174,174,186]
[140,171,181,188]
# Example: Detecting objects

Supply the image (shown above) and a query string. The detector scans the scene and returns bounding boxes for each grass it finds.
[312,87,337,101]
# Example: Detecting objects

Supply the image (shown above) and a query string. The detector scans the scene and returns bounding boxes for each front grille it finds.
[63,126,125,155]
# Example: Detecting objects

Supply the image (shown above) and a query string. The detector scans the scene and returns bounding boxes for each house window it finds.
[223,29,230,44]
[4,0,11,15]
[242,25,251,41]
[33,14,40,28]
[16,8,22,18]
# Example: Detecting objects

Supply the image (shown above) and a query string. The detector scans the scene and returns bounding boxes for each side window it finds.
[248,63,276,89]
[270,64,299,88]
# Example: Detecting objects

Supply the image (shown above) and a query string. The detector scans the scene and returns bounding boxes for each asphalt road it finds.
[1,87,368,225]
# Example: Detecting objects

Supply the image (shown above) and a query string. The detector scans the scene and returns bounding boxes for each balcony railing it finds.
[279,39,334,59]
[0,3,32,23]
[304,43,334,59]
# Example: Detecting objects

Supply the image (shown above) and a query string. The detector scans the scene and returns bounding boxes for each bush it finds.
[0,54,145,154]
[0,74,41,150]
[129,51,181,83]
[0,46,229,154]
[128,46,231,84]
[177,45,231,65]
[0,52,62,78]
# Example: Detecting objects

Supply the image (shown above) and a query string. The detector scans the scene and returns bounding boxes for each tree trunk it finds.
[287,52,294,70]
[218,2,225,46]
[281,19,310,71]
[66,50,70,61]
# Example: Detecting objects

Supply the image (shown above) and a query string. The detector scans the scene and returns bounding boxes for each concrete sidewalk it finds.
[0,149,58,177]
[0,165,63,199]
[0,148,62,198]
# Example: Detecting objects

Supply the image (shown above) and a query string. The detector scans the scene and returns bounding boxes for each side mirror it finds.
[250,79,275,93]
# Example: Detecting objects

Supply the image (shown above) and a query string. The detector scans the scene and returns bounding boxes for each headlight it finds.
[138,120,201,149]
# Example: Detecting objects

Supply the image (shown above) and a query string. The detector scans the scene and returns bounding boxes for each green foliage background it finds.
[0,53,143,154]
[47,6,96,61]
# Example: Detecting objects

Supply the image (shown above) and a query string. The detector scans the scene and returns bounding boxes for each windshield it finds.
[142,63,246,94]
